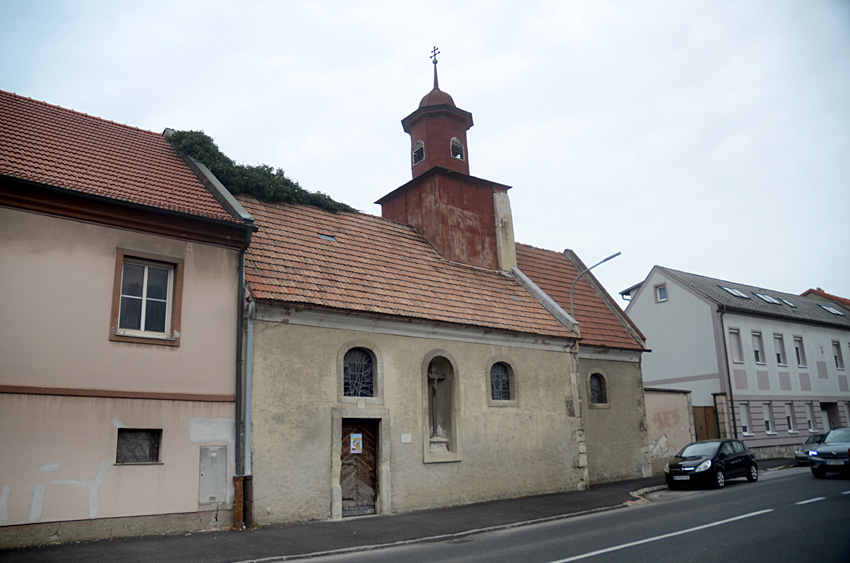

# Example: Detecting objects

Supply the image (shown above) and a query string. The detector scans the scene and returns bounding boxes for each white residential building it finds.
[622,267,850,457]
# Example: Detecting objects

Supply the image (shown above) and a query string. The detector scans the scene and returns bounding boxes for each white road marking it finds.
[795,497,825,505]
[549,510,774,563]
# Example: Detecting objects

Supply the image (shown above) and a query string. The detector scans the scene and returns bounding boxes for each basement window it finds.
[450,137,465,160]
[116,429,162,464]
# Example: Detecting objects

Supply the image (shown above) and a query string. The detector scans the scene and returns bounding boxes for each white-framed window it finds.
[833,341,845,370]
[785,403,796,432]
[740,402,752,435]
[781,299,797,308]
[721,286,750,298]
[794,336,807,367]
[755,293,782,305]
[820,304,845,316]
[655,284,668,303]
[110,250,183,346]
[805,403,815,431]
[774,334,786,365]
[752,331,765,364]
[763,402,774,434]
[412,140,425,166]
[729,329,744,363]
[450,137,465,160]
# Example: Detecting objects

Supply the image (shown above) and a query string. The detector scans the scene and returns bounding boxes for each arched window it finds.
[589,373,607,404]
[490,362,512,401]
[412,140,425,166]
[450,137,464,160]
[343,347,374,397]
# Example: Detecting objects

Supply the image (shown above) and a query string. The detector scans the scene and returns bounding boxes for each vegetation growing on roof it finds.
[167,130,355,213]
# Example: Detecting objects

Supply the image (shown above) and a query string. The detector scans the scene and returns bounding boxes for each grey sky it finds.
[3,0,849,305]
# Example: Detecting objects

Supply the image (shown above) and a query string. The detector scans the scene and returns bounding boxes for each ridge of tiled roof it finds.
[514,243,643,350]
[238,196,577,340]
[657,267,850,329]
[0,90,237,223]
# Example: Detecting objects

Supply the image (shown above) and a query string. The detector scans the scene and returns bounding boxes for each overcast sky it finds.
[3,0,849,306]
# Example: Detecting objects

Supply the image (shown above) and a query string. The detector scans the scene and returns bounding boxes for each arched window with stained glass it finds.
[343,347,375,397]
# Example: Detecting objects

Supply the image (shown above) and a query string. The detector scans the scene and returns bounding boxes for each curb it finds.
[232,502,633,563]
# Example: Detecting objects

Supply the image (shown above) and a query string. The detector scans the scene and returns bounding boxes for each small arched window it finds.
[490,362,512,401]
[343,347,374,397]
[412,140,425,166]
[589,373,607,404]
[450,137,464,160]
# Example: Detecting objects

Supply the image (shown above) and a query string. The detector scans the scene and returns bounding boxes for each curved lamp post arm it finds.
[569,251,621,319]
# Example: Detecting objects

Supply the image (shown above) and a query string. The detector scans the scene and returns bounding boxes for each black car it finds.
[809,427,850,478]
[665,439,758,489]
[794,433,827,465]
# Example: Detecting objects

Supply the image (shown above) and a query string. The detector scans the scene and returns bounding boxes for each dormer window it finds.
[412,140,425,166]
[450,137,465,160]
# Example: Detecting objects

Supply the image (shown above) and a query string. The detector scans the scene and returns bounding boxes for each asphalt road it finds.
[296,467,850,563]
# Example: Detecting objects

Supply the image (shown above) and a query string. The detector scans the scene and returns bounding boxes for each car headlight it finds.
[664,462,670,473]
[807,450,818,457]
[795,450,803,456]
[695,460,712,473]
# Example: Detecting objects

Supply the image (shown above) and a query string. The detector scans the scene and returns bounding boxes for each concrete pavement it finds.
[0,458,795,563]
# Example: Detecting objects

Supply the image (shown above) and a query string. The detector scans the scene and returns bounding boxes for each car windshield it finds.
[679,442,720,457]
[824,429,850,443]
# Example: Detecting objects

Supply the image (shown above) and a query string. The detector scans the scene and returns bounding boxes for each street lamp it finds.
[568,251,621,320]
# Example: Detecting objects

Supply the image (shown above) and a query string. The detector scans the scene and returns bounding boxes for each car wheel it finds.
[746,464,758,482]
[812,465,826,479]
[714,469,726,488]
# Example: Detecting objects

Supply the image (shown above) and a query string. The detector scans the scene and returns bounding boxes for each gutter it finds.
[718,307,739,439]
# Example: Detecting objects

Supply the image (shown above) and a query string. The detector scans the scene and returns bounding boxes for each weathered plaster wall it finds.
[0,394,234,530]
[644,389,695,474]
[0,207,239,396]
[581,355,651,483]
[250,318,584,525]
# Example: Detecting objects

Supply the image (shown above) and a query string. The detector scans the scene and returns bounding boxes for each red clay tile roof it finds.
[239,195,577,340]
[516,243,643,350]
[0,90,236,223]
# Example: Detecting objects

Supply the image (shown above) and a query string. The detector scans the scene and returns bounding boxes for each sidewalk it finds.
[1,459,795,563]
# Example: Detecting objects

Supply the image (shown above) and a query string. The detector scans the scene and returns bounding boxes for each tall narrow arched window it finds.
[490,362,512,401]
[343,347,374,397]
[450,137,465,160]
[589,373,607,404]
[412,140,425,166]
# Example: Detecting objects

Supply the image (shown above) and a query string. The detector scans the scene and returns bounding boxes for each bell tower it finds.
[401,47,473,178]
[377,49,516,272]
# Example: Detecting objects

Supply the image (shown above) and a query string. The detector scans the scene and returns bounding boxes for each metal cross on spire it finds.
[430,46,440,90]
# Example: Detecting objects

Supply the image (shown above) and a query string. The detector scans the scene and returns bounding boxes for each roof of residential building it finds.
[648,267,850,329]
[0,89,237,223]
[515,244,644,350]
[801,288,850,313]
[239,195,577,340]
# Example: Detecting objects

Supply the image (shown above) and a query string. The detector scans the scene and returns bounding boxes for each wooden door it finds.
[694,406,718,441]
[341,419,378,517]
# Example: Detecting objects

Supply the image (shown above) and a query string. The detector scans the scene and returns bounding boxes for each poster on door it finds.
[350,433,363,454]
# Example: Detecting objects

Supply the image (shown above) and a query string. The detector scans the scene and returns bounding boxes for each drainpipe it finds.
[719,308,739,439]
[243,299,255,528]
[232,228,252,529]
[245,300,255,475]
